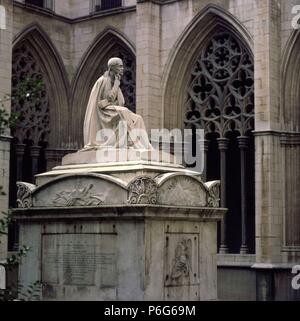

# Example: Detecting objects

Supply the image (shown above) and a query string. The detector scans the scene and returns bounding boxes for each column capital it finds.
[217,138,229,151]
[15,144,26,156]
[237,136,250,150]
[30,146,41,158]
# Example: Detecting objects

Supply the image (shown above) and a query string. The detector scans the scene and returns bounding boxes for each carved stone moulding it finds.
[16,173,221,209]
[16,182,36,208]
[205,180,221,208]
[157,173,208,207]
[127,176,158,205]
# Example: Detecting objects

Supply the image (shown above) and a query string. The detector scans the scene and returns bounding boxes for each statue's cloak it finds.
[83,72,126,148]
[83,72,151,150]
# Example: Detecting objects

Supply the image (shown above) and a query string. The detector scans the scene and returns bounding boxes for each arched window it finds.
[11,42,50,182]
[8,42,50,250]
[184,30,255,254]
[282,30,300,252]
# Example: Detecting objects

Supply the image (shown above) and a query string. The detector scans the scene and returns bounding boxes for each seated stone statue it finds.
[82,57,152,151]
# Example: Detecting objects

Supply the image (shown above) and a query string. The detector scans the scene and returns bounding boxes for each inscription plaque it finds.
[42,234,117,287]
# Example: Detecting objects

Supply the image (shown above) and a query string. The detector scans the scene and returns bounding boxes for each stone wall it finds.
[0,0,13,261]
[13,5,72,79]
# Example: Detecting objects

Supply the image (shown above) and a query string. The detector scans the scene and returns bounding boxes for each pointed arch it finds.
[161,5,255,254]
[70,27,136,147]
[161,4,253,130]
[13,23,70,148]
[282,28,300,130]
[281,29,300,249]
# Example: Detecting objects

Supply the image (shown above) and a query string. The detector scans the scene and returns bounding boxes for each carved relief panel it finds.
[164,233,199,287]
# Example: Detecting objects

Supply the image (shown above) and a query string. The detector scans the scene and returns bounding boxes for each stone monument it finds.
[14,58,225,301]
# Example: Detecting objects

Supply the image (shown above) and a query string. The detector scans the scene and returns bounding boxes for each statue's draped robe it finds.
[83,72,151,150]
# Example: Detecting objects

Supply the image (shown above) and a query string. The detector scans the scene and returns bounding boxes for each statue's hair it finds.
[108,57,123,69]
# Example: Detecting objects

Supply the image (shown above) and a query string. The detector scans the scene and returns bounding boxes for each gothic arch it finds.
[161,5,255,254]
[8,24,70,248]
[282,29,300,130]
[13,23,70,148]
[281,29,300,250]
[162,4,253,130]
[71,27,136,147]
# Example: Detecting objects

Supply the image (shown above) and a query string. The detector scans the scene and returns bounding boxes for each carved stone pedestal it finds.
[14,162,225,301]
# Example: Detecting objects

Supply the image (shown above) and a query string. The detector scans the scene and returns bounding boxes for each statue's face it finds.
[111,63,124,77]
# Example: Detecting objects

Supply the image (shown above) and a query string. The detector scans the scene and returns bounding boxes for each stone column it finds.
[253,0,282,300]
[136,0,162,131]
[217,138,229,254]
[238,136,249,254]
[0,0,13,261]
[0,136,12,260]
[15,144,26,181]
[30,146,41,182]
[254,0,282,263]
[202,139,209,182]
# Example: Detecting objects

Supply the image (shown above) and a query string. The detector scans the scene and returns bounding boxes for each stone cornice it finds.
[13,205,226,223]
[253,130,300,136]
[280,133,300,146]
[0,135,13,143]
[13,1,136,24]
[253,130,300,145]
[252,263,298,270]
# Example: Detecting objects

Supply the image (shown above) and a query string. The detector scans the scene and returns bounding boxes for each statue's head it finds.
[108,57,124,77]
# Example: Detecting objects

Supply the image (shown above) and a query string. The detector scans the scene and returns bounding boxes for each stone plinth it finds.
[62,148,177,166]
[35,161,195,186]
[14,162,225,301]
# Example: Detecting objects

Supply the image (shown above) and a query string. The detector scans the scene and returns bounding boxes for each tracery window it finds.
[185,31,255,254]
[9,42,50,250]
[12,44,50,149]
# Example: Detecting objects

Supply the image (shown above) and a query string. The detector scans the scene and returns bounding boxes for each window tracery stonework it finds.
[184,32,254,137]
[12,43,50,145]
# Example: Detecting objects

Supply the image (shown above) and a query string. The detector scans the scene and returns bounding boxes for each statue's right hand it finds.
[115,74,121,83]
